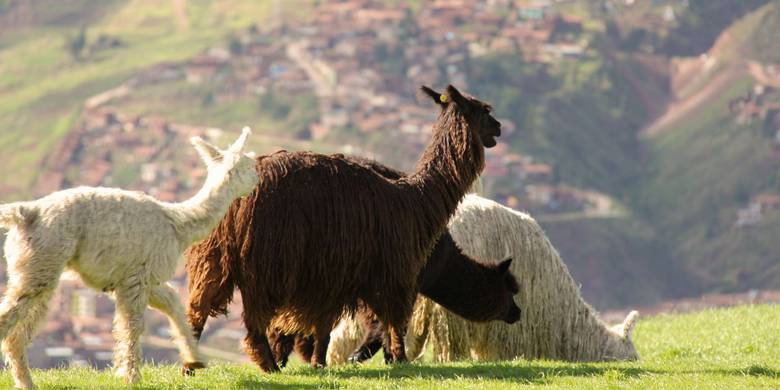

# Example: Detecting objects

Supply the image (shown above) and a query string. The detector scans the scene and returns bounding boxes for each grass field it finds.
[1,304,778,389]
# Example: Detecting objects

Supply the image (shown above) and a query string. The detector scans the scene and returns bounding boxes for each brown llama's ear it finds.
[498,258,513,273]
[445,84,469,108]
[419,86,446,106]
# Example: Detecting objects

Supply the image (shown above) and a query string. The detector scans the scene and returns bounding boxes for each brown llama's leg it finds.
[387,324,408,363]
[243,316,280,372]
[381,329,393,364]
[294,334,315,363]
[311,323,332,368]
[239,286,279,372]
[376,292,415,364]
[267,329,295,368]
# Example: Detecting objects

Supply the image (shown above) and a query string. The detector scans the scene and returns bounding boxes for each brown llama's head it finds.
[420,84,501,148]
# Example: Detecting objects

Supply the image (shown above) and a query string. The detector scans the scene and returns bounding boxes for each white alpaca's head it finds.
[191,127,259,199]
[604,310,640,361]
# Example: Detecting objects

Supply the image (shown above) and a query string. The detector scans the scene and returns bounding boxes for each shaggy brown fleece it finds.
[267,157,521,365]
[269,232,521,366]
[186,85,500,371]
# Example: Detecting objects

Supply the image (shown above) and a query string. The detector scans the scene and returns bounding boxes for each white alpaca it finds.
[0,128,259,389]
[327,194,639,364]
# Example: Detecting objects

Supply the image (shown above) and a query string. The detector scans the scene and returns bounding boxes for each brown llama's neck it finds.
[405,107,485,230]
[417,233,497,322]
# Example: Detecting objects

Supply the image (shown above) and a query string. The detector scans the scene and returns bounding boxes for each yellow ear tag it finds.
[440,94,448,103]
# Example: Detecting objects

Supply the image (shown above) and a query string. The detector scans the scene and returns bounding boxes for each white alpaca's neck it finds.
[169,171,235,246]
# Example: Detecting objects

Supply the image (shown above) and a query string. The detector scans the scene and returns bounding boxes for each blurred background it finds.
[0,0,778,368]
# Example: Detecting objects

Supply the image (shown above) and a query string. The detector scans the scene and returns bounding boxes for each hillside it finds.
[0,0,313,199]
[0,0,690,312]
[1,304,778,389]
[0,0,778,347]
[634,1,780,293]
[1,0,780,378]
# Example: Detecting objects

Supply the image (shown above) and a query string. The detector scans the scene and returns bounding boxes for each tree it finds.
[66,26,87,60]
[228,34,243,56]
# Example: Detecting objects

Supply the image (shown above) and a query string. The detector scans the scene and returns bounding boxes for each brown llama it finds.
[186,85,501,371]
[268,233,520,367]
[266,157,521,367]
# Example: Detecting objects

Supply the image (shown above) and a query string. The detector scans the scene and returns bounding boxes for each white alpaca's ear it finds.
[191,136,223,164]
[621,310,639,339]
[229,126,252,154]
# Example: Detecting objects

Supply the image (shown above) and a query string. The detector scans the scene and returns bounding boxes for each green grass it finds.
[2,305,778,389]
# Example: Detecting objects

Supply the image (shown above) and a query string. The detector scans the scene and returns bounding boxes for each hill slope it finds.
[1,0,779,311]
[0,0,310,199]
[634,1,780,293]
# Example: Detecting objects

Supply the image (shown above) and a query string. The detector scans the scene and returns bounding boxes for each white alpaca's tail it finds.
[327,315,365,365]
[0,203,28,228]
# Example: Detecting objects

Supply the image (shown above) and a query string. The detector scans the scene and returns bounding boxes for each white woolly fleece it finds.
[0,128,259,389]
[327,194,639,364]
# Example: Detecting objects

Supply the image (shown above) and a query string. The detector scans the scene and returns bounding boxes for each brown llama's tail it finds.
[185,243,235,340]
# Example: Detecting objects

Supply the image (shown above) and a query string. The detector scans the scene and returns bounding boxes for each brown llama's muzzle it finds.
[481,118,502,148]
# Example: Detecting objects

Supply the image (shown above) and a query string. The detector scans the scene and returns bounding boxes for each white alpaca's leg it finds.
[148,283,205,374]
[0,235,65,342]
[0,236,65,389]
[2,294,53,390]
[112,280,148,384]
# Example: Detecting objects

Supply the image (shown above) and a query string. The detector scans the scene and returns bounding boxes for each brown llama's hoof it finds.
[262,363,281,373]
[182,361,206,376]
[389,353,408,364]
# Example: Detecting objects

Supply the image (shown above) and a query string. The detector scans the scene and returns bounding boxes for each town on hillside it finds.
[2,0,778,369]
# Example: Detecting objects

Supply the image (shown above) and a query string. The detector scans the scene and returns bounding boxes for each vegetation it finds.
[462,1,780,305]
[1,0,779,308]
[634,1,780,293]
[660,0,772,56]
[0,0,312,199]
[1,305,777,389]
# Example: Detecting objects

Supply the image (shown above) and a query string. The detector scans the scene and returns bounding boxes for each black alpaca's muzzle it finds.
[504,305,521,324]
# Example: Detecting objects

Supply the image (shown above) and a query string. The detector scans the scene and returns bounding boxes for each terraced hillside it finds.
[0,0,779,313]
[635,1,780,293]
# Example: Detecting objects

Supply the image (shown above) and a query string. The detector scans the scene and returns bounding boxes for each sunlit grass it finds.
[1,305,778,389]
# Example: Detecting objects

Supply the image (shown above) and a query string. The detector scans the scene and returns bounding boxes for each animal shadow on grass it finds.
[235,379,323,390]
[294,362,650,385]
[710,365,780,378]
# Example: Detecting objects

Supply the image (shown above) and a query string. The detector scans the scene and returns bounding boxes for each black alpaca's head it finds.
[420,84,502,148]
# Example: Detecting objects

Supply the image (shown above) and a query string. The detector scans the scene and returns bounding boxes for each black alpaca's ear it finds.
[420,85,446,106]
[445,84,469,107]
[498,258,513,273]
